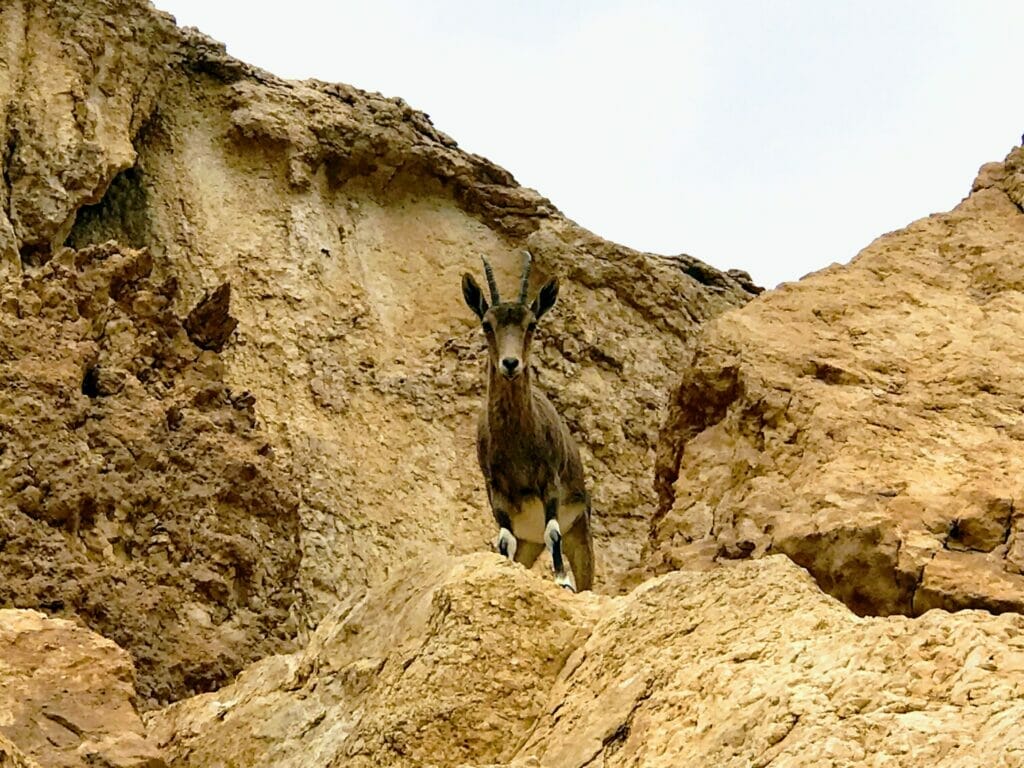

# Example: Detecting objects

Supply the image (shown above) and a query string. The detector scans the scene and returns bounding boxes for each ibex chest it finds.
[487,436,559,491]
[485,442,582,544]
[507,495,585,544]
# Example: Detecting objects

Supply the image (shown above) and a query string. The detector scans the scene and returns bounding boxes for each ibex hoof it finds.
[554,572,576,592]
[496,527,517,560]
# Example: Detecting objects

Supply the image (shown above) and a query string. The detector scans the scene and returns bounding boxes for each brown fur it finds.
[463,266,594,591]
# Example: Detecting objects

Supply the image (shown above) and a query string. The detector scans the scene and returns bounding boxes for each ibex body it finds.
[462,253,594,591]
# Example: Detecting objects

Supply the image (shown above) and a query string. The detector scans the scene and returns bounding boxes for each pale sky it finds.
[154,1,1024,288]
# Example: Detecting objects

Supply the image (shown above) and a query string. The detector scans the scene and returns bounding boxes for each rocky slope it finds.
[6,1,1024,767]
[0,737,39,768]
[0,241,302,706]
[63,29,757,611]
[0,0,753,710]
[147,553,1024,768]
[652,144,1024,617]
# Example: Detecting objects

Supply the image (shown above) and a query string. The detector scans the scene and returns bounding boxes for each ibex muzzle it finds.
[462,251,594,591]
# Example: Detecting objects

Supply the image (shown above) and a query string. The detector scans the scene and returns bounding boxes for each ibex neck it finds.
[487,364,535,430]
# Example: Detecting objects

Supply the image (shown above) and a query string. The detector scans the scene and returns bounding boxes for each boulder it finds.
[0,609,163,768]
[149,554,1024,767]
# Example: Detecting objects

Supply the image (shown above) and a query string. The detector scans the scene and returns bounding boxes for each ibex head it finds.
[462,251,558,380]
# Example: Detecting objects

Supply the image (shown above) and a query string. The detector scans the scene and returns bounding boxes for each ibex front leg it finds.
[489,490,518,562]
[544,495,576,591]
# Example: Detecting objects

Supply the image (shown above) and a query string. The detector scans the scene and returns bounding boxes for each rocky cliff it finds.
[652,144,1024,619]
[4,1,1024,767]
[0,0,752,721]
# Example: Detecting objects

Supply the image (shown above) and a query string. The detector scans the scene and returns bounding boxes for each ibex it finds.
[462,251,594,591]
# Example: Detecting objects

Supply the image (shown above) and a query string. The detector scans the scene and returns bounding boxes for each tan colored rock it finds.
[0,609,163,768]
[57,4,757,612]
[0,0,179,266]
[0,0,753,711]
[147,554,602,768]
[0,734,41,768]
[652,145,1024,616]
[0,243,301,706]
[149,554,1024,767]
[523,556,1024,768]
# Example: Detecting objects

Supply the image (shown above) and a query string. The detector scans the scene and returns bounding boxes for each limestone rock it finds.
[147,554,603,768]
[184,282,238,351]
[0,0,753,713]
[0,0,180,266]
[0,735,40,768]
[148,555,1024,767]
[0,609,163,768]
[652,144,1024,617]
[55,3,757,613]
[0,242,301,706]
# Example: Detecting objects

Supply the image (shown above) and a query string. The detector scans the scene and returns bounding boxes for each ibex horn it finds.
[518,250,533,304]
[480,255,500,304]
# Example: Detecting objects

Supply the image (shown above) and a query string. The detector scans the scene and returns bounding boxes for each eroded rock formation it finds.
[21,0,757,619]
[652,144,1024,617]
[0,735,40,768]
[4,1,1024,767]
[0,241,301,705]
[0,1,180,267]
[0,0,752,716]
[148,554,1024,767]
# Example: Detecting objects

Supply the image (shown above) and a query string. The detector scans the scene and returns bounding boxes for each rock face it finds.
[148,554,1024,768]
[147,555,602,768]
[0,241,301,706]
[0,0,753,722]
[0,609,163,768]
[652,144,1024,617]
[0,1,180,267]
[0,735,40,768]
[52,3,757,614]
[9,2,1024,768]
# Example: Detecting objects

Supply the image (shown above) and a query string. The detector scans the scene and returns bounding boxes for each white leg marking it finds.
[496,527,517,561]
[545,519,575,591]
[544,519,562,551]
[555,569,577,592]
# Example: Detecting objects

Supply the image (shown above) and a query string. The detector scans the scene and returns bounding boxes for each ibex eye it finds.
[482,321,493,333]
[527,322,538,333]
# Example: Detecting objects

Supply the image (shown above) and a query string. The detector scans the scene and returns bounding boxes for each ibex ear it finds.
[531,277,558,319]
[462,273,488,319]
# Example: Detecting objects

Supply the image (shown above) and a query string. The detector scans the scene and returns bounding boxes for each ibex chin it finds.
[462,251,594,591]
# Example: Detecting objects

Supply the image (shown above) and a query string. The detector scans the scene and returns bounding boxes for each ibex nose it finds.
[501,357,520,375]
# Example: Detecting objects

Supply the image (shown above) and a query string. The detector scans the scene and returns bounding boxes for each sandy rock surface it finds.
[0,0,752,731]
[149,554,1024,768]
[0,0,180,267]
[54,4,757,614]
[5,2,1024,767]
[0,609,163,768]
[0,242,301,706]
[147,555,603,768]
[652,145,1024,617]
[0,734,40,768]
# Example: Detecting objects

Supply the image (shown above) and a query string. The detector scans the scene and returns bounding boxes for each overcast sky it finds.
[154,1,1023,288]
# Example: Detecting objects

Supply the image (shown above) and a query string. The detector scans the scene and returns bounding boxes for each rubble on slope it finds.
[0,242,301,706]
